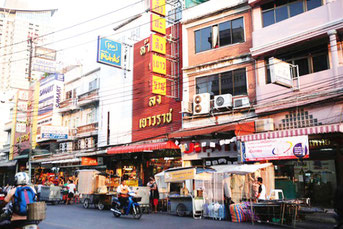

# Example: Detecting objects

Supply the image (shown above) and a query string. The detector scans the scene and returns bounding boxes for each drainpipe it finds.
[328,30,339,87]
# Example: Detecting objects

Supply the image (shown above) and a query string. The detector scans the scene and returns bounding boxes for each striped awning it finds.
[238,123,343,142]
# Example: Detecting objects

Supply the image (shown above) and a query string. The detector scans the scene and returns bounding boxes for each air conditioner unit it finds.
[255,118,274,132]
[193,93,210,115]
[214,94,232,109]
[181,100,192,113]
[233,97,250,109]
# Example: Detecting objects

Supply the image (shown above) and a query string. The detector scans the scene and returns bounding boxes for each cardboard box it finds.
[77,170,99,194]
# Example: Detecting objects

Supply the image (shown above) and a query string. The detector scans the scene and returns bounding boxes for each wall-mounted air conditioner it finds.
[233,97,250,109]
[181,100,192,113]
[255,118,274,132]
[214,94,232,109]
[193,93,210,115]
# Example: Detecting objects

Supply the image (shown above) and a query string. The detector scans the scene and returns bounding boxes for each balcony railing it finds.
[77,89,99,107]
[77,122,98,137]
[59,98,79,113]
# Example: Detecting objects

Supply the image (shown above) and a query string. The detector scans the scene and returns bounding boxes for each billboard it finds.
[35,46,57,61]
[41,126,68,140]
[269,57,293,88]
[242,135,309,161]
[97,37,122,68]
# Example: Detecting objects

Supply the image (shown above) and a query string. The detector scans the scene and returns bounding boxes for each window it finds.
[195,17,244,53]
[196,68,247,97]
[262,0,322,27]
[89,79,98,91]
[265,44,328,83]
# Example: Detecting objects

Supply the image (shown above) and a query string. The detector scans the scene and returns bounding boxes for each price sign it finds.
[151,14,166,35]
[150,34,166,55]
[151,54,166,75]
[152,75,167,96]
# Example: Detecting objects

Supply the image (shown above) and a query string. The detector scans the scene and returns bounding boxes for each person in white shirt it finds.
[66,180,76,205]
[257,177,266,201]
[117,180,132,211]
[37,183,43,201]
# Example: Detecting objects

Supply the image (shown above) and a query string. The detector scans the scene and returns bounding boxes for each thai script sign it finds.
[164,168,195,182]
[152,75,167,95]
[41,126,68,139]
[139,108,173,128]
[150,34,166,55]
[97,37,122,68]
[151,14,166,35]
[151,0,166,16]
[242,135,309,161]
[151,55,166,75]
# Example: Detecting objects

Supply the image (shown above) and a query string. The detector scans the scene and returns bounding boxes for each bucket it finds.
[27,202,46,221]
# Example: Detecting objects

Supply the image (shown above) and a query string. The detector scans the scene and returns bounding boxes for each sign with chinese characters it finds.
[150,14,166,35]
[152,75,167,95]
[97,36,122,68]
[242,135,309,161]
[151,55,166,75]
[150,34,166,55]
[151,0,166,16]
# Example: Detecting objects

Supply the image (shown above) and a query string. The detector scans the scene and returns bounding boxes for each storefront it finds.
[239,123,343,208]
[107,140,181,186]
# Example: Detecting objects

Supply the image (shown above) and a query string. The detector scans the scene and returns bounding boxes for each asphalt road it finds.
[39,204,283,229]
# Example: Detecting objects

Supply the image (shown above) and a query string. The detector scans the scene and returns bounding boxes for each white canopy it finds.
[212,163,273,175]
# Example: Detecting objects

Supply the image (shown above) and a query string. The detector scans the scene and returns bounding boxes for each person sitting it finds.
[116,180,131,213]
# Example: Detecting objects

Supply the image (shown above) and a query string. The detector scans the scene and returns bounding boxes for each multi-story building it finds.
[171,0,256,167]
[238,0,343,207]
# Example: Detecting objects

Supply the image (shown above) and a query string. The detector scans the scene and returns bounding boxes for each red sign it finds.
[132,24,183,142]
[81,157,98,166]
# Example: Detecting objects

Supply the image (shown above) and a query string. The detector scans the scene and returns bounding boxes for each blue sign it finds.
[97,36,122,68]
[42,133,68,139]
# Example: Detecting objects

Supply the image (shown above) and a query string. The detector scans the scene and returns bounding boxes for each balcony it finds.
[251,0,343,56]
[76,122,98,138]
[77,89,99,107]
[255,66,343,114]
[59,98,79,113]
[4,121,11,131]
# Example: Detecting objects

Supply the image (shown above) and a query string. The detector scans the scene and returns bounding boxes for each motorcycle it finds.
[0,202,40,229]
[110,193,142,220]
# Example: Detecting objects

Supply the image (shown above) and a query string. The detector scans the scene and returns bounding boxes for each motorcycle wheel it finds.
[83,199,90,209]
[132,205,142,220]
[112,208,121,218]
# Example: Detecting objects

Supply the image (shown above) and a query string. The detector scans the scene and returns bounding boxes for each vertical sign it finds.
[151,14,166,35]
[151,55,167,75]
[152,75,167,95]
[151,0,166,16]
[150,34,166,55]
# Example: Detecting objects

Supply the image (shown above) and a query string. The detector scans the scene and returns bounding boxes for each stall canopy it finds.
[212,163,273,175]
[0,160,17,168]
[107,141,179,155]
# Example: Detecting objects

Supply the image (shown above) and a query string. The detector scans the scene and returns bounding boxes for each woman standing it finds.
[147,177,159,213]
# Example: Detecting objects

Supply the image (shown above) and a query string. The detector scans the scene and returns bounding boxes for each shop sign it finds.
[41,126,68,139]
[150,0,166,16]
[150,14,166,35]
[205,158,230,166]
[32,58,57,73]
[150,34,166,55]
[151,54,166,75]
[152,75,167,95]
[97,36,122,68]
[164,168,195,182]
[242,135,309,162]
[139,108,173,128]
[81,157,98,166]
[269,57,293,88]
[15,123,27,133]
[35,46,57,61]
[39,74,64,116]
[309,139,331,148]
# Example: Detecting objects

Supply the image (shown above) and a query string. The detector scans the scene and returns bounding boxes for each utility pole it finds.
[27,37,33,182]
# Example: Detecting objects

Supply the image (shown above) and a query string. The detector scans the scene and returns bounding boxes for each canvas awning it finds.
[0,160,17,168]
[212,163,273,175]
[168,121,255,138]
[107,141,179,155]
[237,123,343,142]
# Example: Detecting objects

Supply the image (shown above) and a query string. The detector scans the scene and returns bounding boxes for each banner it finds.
[164,168,195,182]
[242,135,309,161]
[81,157,98,166]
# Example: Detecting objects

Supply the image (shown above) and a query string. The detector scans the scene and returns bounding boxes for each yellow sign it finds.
[151,34,166,55]
[152,55,166,75]
[164,168,195,182]
[151,0,166,16]
[152,75,167,95]
[151,14,166,35]
[9,93,19,160]
[31,81,40,149]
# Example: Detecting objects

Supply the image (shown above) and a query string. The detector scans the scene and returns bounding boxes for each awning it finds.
[41,158,81,165]
[32,154,74,163]
[212,163,273,175]
[0,160,17,168]
[238,123,343,142]
[13,154,28,160]
[168,121,255,139]
[107,141,179,155]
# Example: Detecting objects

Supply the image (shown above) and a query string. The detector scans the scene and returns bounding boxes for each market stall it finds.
[155,167,214,219]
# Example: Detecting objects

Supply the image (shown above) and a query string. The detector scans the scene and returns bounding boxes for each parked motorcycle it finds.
[110,193,142,219]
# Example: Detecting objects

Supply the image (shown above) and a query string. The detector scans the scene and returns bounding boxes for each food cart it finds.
[39,186,63,205]
[155,167,214,219]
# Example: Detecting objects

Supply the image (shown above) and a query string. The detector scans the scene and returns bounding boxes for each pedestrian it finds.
[37,182,43,201]
[147,177,159,213]
[256,177,266,201]
[334,184,343,229]
[66,180,76,205]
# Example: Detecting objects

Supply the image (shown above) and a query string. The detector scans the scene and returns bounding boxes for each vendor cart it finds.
[82,193,116,210]
[155,167,214,219]
[39,186,63,205]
